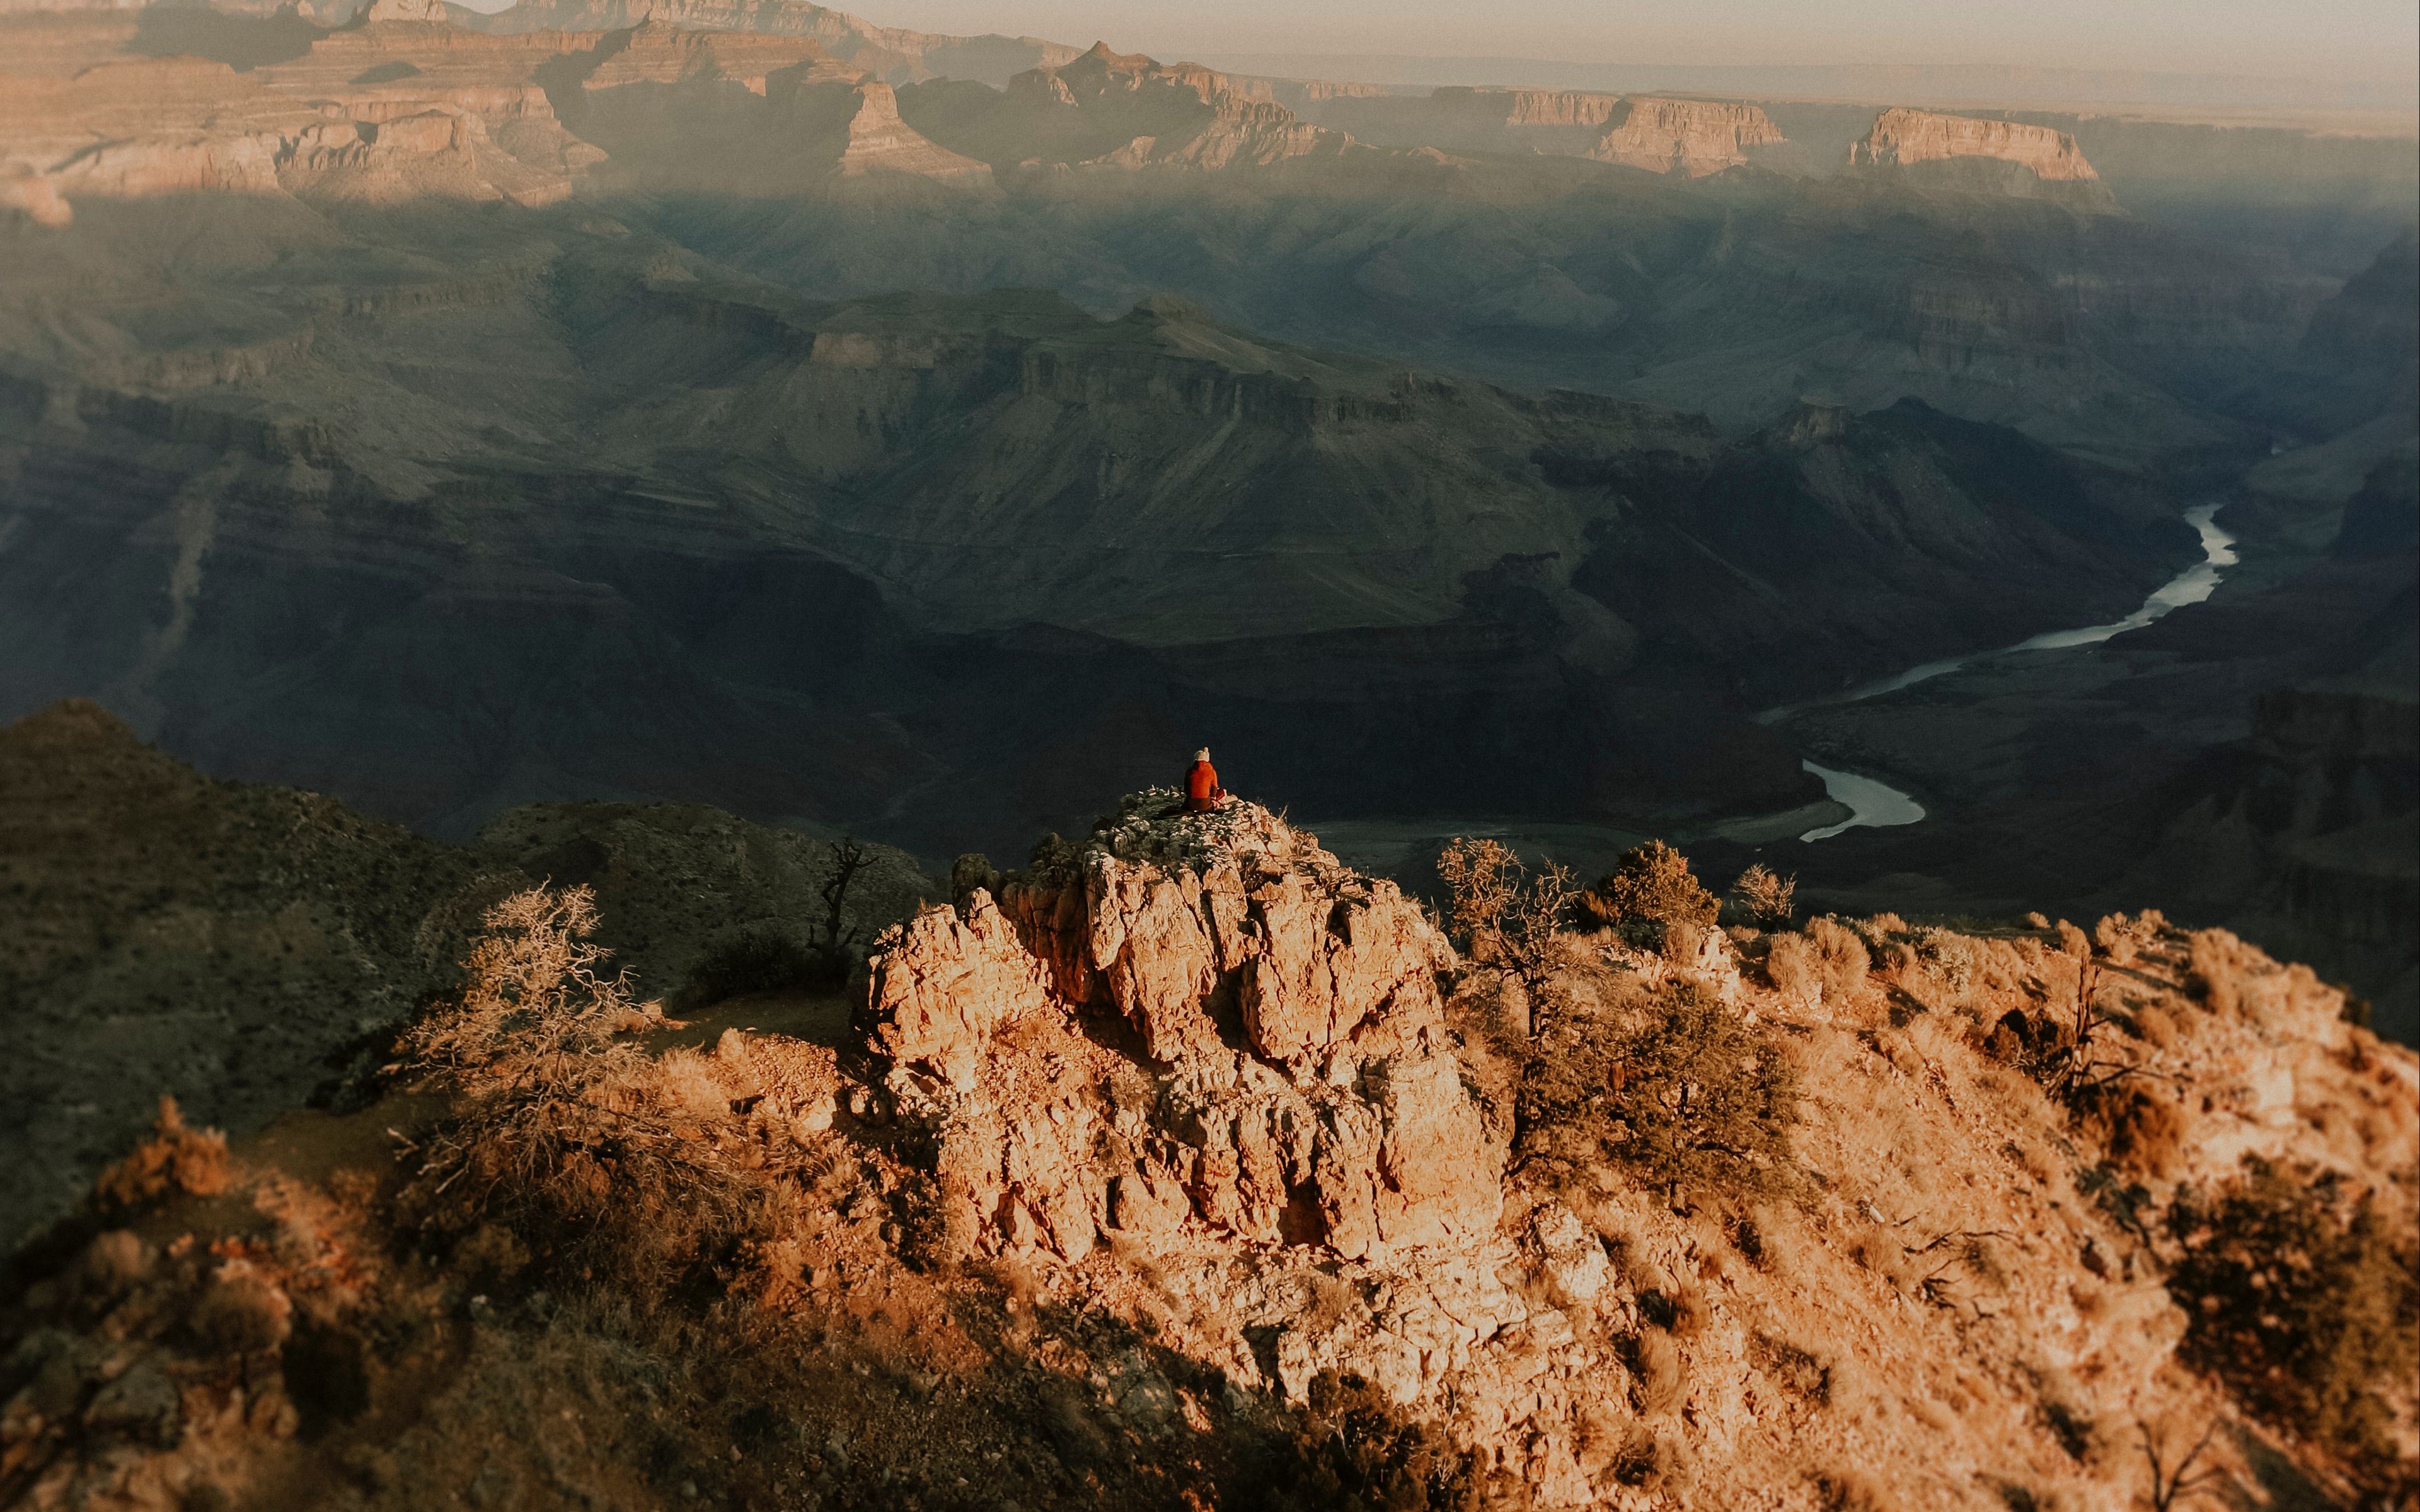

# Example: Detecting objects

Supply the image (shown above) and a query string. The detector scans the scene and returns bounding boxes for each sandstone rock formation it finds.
[0,6,1003,219]
[1589,96,1785,175]
[0,20,601,219]
[865,793,1503,1267]
[551,20,990,188]
[843,799,2419,1494]
[467,0,1082,88]
[1306,86,1786,176]
[897,41,1351,175]
[1848,106,2117,207]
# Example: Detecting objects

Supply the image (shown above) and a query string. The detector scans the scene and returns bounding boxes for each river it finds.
[1783,503,2238,843]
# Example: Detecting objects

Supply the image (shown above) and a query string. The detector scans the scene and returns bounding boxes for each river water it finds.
[1784,503,2238,843]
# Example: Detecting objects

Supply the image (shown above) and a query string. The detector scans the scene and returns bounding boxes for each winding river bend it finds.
[1777,503,2240,843]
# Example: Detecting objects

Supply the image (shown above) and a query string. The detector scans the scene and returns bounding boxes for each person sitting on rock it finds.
[1185,748,1228,813]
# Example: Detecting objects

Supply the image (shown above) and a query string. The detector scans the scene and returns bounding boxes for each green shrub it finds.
[2167,1159,2419,1492]
[1520,984,1797,1198]
[683,928,826,1008]
[1585,841,1719,935]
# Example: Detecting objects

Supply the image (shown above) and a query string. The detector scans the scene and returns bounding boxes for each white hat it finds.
[1194,748,1211,762]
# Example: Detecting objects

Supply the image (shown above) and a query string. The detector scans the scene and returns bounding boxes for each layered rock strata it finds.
[467,0,1084,89]
[0,9,998,221]
[900,41,1351,175]
[1590,96,1785,175]
[863,792,1503,1267]
[0,26,593,217]
[1848,106,2117,207]
[555,20,991,188]
[1306,86,1785,176]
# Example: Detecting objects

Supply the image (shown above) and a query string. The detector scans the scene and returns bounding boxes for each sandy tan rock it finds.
[901,42,1352,176]
[1848,106,2118,208]
[1589,98,1785,176]
[1301,86,1785,176]
[865,891,1054,1091]
[1851,106,2099,181]
[834,79,990,181]
[862,793,1505,1267]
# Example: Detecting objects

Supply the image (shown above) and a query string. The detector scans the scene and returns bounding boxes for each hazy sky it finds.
[864,0,2420,85]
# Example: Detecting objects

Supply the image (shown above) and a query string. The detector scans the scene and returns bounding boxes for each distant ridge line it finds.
[1190,54,2420,117]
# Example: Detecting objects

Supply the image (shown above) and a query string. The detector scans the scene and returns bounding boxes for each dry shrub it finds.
[1436,837,1580,1019]
[71,1230,153,1302]
[1727,864,1796,927]
[1766,922,1868,1007]
[1910,929,1983,1005]
[1749,1333,1831,1404]
[2056,919,2093,961]
[1585,840,1719,936]
[2167,1159,2419,1492]
[2068,1082,2184,1180]
[2092,910,2161,965]
[2185,928,2276,1020]
[1250,1370,1479,1511]
[1630,1326,1686,1415]
[1659,917,1707,964]
[190,1263,293,1355]
[1765,932,1819,1002]
[1523,985,1797,1198]
[397,885,769,1292]
[92,1096,229,1209]
[1805,918,1870,1000]
[1814,1466,1893,1511]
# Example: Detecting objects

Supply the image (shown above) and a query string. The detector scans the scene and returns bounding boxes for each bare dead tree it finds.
[1436,837,1580,1032]
[815,837,872,979]
[2138,1418,2228,1511]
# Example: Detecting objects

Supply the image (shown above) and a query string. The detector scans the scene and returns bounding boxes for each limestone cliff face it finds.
[1848,106,2117,207]
[900,41,1349,175]
[466,0,1082,88]
[1851,106,2099,180]
[833,77,989,180]
[552,20,991,188]
[0,25,601,219]
[0,10,1000,219]
[1589,97,1786,176]
[1304,86,1784,176]
[864,793,1501,1269]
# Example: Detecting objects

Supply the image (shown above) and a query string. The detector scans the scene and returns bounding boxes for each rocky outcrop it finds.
[1588,97,1785,176]
[833,77,990,181]
[553,21,991,188]
[863,793,1502,1265]
[898,41,1351,175]
[1848,106,2116,207]
[466,0,1083,88]
[1303,87,1785,175]
[0,26,600,220]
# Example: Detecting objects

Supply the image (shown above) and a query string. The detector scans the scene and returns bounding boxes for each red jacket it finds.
[1185,759,1224,811]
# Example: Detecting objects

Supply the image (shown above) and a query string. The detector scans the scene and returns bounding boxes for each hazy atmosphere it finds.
[821,0,2416,99]
[2,0,2414,1504]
